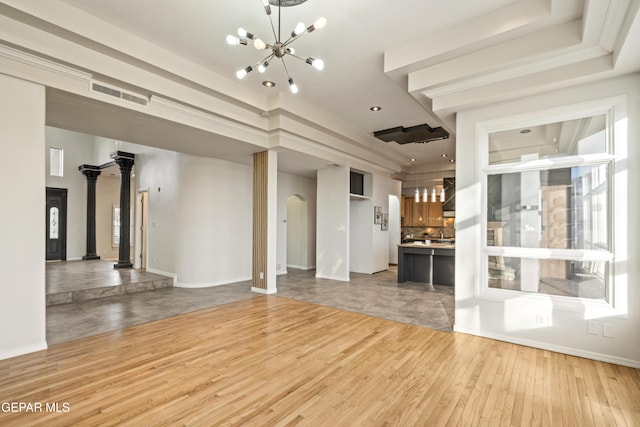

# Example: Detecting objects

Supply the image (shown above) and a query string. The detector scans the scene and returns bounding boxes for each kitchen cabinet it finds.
[397,244,455,286]
[401,196,443,226]
[432,248,455,286]
[428,202,443,226]
[401,196,413,226]
[411,199,428,226]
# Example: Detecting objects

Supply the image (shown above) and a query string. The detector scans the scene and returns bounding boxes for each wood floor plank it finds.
[1,296,639,426]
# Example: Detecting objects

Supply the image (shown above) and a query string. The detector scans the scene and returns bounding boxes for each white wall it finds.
[316,166,350,281]
[455,74,640,367]
[372,174,401,272]
[388,195,401,264]
[0,75,46,360]
[286,196,307,269]
[349,198,373,273]
[278,172,317,273]
[173,154,253,286]
[349,174,401,274]
[45,127,96,260]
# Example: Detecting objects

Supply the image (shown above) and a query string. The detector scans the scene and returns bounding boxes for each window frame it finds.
[475,97,627,315]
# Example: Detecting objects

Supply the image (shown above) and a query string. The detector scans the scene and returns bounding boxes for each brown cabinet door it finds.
[410,199,430,226]
[402,196,413,226]
[428,202,443,226]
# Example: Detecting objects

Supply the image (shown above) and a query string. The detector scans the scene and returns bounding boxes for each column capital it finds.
[79,165,102,181]
[110,151,135,173]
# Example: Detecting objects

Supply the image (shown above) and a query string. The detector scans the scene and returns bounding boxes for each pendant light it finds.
[422,187,428,203]
[440,186,445,202]
[414,187,419,202]
[431,188,436,203]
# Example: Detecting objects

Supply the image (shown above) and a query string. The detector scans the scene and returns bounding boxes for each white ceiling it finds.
[48,0,640,174]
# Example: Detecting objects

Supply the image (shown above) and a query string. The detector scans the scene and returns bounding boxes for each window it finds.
[112,206,120,247]
[482,112,615,303]
[49,147,64,177]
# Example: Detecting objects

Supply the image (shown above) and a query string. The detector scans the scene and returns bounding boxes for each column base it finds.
[113,261,133,269]
[82,254,100,260]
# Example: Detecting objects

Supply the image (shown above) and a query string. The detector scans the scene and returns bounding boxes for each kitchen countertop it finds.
[398,242,455,249]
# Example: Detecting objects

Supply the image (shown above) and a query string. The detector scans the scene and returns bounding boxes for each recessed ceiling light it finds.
[520,129,531,134]
[411,158,416,162]
[441,154,447,157]
[262,81,276,87]
[450,159,455,162]
[370,106,382,112]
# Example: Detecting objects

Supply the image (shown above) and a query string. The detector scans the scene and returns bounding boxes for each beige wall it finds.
[96,175,120,260]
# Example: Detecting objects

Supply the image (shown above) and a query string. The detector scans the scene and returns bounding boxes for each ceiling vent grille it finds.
[91,82,148,106]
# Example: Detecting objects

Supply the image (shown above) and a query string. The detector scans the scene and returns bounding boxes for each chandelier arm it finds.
[285,52,307,63]
[280,57,291,80]
[266,14,278,42]
[259,53,276,70]
[282,33,305,47]
[243,52,276,71]
[262,53,276,63]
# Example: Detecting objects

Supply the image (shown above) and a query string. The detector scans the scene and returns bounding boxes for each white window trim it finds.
[475,96,628,318]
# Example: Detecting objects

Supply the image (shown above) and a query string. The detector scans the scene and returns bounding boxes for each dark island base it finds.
[398,245,455,286]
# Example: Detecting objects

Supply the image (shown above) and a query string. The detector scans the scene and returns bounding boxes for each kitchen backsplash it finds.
[402,218,455,239]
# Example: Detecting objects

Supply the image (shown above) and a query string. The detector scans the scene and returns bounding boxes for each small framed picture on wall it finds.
[374,206,382,224]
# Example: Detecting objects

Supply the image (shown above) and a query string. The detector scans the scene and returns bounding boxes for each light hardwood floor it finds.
[2,296,639,426]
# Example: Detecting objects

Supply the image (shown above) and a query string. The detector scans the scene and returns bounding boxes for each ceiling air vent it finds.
[91,82,148,106]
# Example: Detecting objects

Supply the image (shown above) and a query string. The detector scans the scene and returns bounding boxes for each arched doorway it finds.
[286,195,308,270]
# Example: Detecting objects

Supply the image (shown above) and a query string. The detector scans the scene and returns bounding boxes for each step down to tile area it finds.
[47,278,174,306]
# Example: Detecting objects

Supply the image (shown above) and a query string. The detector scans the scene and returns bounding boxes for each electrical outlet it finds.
[259,272,264,280]
[535,313,551,327]
[587,320,602,335]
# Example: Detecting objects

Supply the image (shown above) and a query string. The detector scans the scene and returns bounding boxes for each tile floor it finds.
[46,265,454,345]
[46,260,173,306]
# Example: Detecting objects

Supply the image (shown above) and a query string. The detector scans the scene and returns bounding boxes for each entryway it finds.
[286,194,308,270]
[46,187,67,261]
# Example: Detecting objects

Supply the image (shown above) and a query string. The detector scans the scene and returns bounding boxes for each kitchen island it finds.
[397,242,455,286]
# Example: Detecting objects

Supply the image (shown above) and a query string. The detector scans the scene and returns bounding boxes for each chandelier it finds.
[226,0,326,94]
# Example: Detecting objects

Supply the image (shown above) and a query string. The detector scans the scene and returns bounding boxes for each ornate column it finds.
[111,151,135,269]
[79,165,102,260]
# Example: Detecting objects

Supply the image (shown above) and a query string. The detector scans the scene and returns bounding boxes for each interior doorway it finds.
[46,187,67,261]
[134,190,148,269]
[286,194,308,270]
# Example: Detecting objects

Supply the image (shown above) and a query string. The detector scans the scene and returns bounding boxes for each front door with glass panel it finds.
[46,187,67,261]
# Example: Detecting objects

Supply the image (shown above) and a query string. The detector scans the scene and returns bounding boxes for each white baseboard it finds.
[0,341,47,361]
[287,264,316,271]
[251,286,277,294]
[315,273,349,282]
[175,276,252,288]
[453,325,640,369]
